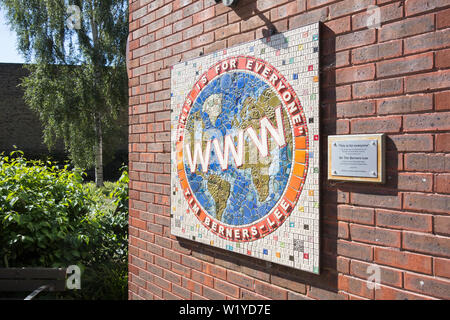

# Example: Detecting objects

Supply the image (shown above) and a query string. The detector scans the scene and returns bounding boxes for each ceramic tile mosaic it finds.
[170,23,320,274]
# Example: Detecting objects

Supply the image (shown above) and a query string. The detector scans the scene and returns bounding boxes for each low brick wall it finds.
[0,63,65,156]
[128,0,450,300]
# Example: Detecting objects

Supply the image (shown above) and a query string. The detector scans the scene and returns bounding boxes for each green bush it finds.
[0,151,128,299]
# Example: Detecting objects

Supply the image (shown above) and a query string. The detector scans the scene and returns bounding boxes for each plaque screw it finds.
[372,141,376,146]
[333,170,337,175]
[371,171,376,176]
[333,143,337,147]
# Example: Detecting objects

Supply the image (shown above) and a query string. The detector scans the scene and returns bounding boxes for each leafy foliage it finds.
[0,151,128,299]
[0,0,129,183]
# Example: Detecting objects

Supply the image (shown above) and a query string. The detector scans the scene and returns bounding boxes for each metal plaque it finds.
[331,139,378,178]
[328,134,385,183]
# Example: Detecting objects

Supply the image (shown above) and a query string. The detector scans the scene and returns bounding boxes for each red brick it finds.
[242,12,271,33]
[375,284,432,300]
[435,91,450,111]
[377,94,432,115]
[256,0,290,11]
[271,274,307,294]
[240,288,269,300]
[352,40,402,64]
[204,14,228,33]
[322,85,352,103]
[434,216,450,236]
[435,174,450,194]
[434,257,450,279]
[351,116,402,134]
[192,269,214,288]
[192,31,214,47]
[405,112,450,132]
[203,39,227,55]
[437,8,450,29]
[377,52,434,78]
[202,263,227,280]
[336,100,376,118]
[163,32,182,47]
[182,277,202,294]
[338,221,349,239]
[350,191,402,209]
[254,280,288,300]
[328,0,374,19]
[436,48,450,69]
[162,290,182,300]
[397,172,433,192]
[146,282,163,298]
[352,2,403,30]
[337,256,350,274]
[271,1,305,21]
[153,274,171,291]
[337,205,375,225]
[202,286,227,300]
[403,231,450,257]
[336,64,375,85]
[155,3,173,19]
[404,272,450,299]
[214,278,240,298]
[405,0,450,16]
[406,70,450,93]
[289,7,328,29]
[227,30,254,47]
[379,14,434,42]
[337,240,373,261]
[308,286,346,300]
[336,29,376,51]
[324,16,351,35]
[405,153,450,172]
[350,224,401,247]
[171,283,192,299]
[376,209,432,232]
[404,193,450,214]
[323,50,350,70]
[155,25,172,40]
[173,0,193,12]
[240,265,270,282]
[338,274,374,299]
[193,6,214,24]
[288,291,311,300]
[215,22,240,40]
[182,1,203,17]
[227,270,254,290]
[307,0,335,9]
[171,261,191,278]
[350,260,403,288]
[353,78,403,99]
[375,246,432,274]
[405,28,450,54]
[389,134,434,152]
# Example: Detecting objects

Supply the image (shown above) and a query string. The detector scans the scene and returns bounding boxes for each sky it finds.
[0,8,25,63]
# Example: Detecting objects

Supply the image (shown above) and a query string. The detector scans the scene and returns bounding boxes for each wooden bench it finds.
[0,268,67,300]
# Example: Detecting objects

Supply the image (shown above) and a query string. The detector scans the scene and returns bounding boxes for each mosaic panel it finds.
[170,23,320,274]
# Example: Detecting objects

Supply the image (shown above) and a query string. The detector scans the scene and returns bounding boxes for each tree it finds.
[1,0,129,186]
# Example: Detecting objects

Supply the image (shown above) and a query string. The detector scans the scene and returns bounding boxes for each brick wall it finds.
[0,63,65,157]
[128,0,450,300]
[0,63,128,179]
